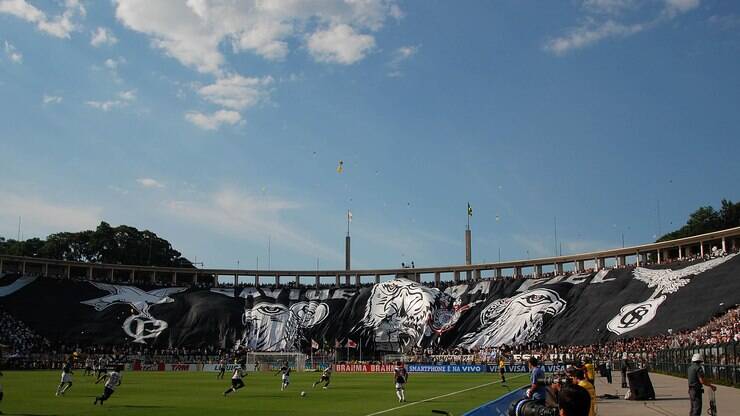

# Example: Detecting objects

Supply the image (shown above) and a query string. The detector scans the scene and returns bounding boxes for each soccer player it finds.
[276,362,291,391]
[55,359,73,396]
[393,361,408,403]
[313,364,332,389]
[95,356,107,379]
[217,359,226,380]
[84,357,93,376]
[93,365,122,405]
[223,366,245,396]
[498,356,507,383]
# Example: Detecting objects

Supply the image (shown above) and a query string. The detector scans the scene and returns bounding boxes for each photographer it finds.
[527,357,547,404]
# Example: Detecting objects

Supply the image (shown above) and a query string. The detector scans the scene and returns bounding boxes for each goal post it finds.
[245,352,307,371]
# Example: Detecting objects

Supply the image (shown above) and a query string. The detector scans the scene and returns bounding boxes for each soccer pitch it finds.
[0,370,527,416]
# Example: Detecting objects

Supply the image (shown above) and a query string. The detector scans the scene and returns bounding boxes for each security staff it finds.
[688,353,716,416]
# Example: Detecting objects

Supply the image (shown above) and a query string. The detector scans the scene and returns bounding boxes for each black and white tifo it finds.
[1,253,738,351]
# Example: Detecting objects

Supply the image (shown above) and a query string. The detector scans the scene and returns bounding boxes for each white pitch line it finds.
[364,373,527,416]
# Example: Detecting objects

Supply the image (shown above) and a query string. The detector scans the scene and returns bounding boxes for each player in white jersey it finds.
[312,364,332,389]
[275,362,291,391]
[223,366,246,395]
[55,360,73,396]
[393,361,408,403]
[94,366,122,405]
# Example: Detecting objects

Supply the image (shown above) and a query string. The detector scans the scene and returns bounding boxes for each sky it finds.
[1,0,739,273]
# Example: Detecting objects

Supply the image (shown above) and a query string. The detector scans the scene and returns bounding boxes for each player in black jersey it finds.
[223,366,246,396]
[216,359,226,380]
[55,359,73,397]
[393,361,408,403]
[275,362,291,391]
[312,364,332,389]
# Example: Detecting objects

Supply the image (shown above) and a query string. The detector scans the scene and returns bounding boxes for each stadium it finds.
[2,2,740,416]
[1,223,739,415]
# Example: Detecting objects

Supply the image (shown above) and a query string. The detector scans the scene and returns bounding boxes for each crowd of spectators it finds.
[0,306,50,355]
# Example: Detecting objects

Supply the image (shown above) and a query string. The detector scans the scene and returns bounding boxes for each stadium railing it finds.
[652,341,739,387]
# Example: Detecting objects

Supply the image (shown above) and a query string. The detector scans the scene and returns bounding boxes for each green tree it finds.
[657,199,739,242]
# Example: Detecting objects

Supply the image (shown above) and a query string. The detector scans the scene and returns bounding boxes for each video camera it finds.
[508,399,558,416]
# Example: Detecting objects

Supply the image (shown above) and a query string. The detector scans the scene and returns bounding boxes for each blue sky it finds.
[1,0,739,272]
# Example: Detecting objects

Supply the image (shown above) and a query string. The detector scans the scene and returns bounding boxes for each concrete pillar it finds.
[43,263,49,277]
[495,268,502,278]
[576,260,584,273]
[434,272,441,286]
[345,274,351,286]
[678,246,683,259]
[375,274,381,284]
[618,255,626,267]
[597,258,606,270]
[129,270,135,283]
[454,271,460,283]
[22,262,26,275]
[151,271,156,284]
[66,265,71,279]
[355,274,361,287]
[109,269,115,281]
[213,275,219,286]
[345,235,351,271]
[534,265,542,278]
[515,266,523,277]
[465,229,472,265]
[315,274,320,288]
[87,266,93,280]
[732,237,737,251]
[275,274,281,286]
[700,242,705,257]
[296,275,301,286]
[234,274,238,288]
[556,263,564,275]
[656,250,662,264]
[172,272,177,284]
[254,274,260,286]
[722,237,727,253]
[335,273,341,287]
[0,258,3,274]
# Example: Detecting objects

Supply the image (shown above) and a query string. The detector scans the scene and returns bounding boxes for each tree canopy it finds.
[0,222,193,268]
[657,199,740,242]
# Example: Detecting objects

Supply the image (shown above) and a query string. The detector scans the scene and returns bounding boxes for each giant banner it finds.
[1,254,739,350]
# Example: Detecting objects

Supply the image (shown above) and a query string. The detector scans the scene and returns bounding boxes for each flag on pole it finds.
[347,210,353,222]
[311,339,319,350]
[467,202,473,217]
[346,339,357,348]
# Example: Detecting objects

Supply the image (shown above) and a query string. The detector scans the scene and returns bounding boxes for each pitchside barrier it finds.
[462,386,528,416]
[652,341,739,387]
[334,363,566,373]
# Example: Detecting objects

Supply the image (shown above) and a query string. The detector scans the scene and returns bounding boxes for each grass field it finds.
[0,370,528,416]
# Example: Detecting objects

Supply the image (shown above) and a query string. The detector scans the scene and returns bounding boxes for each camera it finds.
[508,399,559,416]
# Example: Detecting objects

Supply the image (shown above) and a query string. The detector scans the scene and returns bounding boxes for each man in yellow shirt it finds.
[584,358,596,385]
[574,369,596,416]
[498,356,506,383]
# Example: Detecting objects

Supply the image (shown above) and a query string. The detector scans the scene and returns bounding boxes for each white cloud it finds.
[90,26,118,47]
[387,44,419,77]
[136,177,165,189]
[118,89,136,101]
[42,94,62,105]
[3,40,22,63]
[164,188,339,260]
[104,56,126,70]
[544,19,645,56]
[86,90,136,111]
[114,0,400,73]
[0,189,101,233]
[307,24,375,64]
[545,0,701,55]
[185,110,242,130]
[196,74,273,110]
[0,0,86,39]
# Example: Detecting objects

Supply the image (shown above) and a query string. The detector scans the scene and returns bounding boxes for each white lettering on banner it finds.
[261,288,282,299]
[467,281,490,296]
[544,275,566,285]
[563,273,589,285]
[515,278,549,293]
[332,289,356,299]
[590,269,615,284]
[443,284,468,299]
